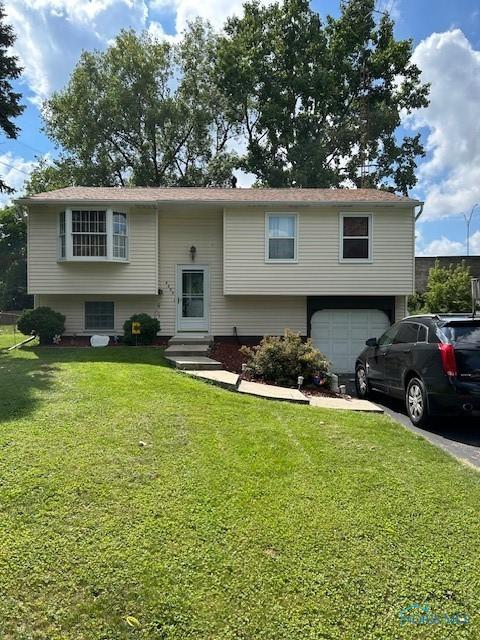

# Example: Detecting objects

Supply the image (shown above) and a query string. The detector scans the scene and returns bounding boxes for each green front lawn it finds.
[0,324,29,350]
[0,346,478,638]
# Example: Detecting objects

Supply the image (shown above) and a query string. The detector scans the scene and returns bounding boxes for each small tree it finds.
[411,260,472,314]
[123,313,160,345]
[240,330,329,387]
[18,307,65,344]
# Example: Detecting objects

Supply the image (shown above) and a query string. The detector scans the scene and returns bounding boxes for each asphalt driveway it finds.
[342,376,480,468]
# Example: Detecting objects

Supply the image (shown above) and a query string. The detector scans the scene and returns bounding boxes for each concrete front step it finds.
[166,355,222,371]
[168,334,213,346]
[164,344,210,357]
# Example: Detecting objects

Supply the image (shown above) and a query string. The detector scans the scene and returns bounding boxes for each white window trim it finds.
[265,212,298,263]
[339,212,373,264]
[58,208,129,262]
[84,301,115,332]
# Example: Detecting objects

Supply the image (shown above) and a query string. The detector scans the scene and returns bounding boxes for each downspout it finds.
[415,203,424,221]
[411,203,424,314]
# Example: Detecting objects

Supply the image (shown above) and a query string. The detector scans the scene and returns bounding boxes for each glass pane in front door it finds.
[182,270,204,318]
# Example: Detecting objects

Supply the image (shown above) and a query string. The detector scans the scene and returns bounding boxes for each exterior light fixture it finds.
[297,375,304,389]
[190,245,196,261]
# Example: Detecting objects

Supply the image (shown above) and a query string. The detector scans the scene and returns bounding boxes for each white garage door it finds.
[311,309,390,373]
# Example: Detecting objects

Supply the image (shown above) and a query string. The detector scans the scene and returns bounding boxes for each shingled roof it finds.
[17,186,421,206]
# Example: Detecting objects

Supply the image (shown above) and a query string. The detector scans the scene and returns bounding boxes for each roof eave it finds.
[15,198,423,207]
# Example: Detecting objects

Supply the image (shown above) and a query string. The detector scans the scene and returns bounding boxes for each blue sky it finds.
[2,0,480,256]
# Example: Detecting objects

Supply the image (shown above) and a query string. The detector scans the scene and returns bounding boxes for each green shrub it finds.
[240,330,329,387]
[123,313,160,345]
[17,306,65,345]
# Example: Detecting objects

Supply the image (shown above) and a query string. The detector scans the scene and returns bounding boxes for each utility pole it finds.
[464,203,479,256]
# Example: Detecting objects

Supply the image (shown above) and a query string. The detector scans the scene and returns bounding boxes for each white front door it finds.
[176,265,209,332]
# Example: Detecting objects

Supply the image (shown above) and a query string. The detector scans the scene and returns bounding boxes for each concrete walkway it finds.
[184,370,383,412]
[238,380,310,404]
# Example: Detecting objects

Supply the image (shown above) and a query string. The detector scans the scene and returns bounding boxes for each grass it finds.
[0,346,479,639]
[0,324,29,349]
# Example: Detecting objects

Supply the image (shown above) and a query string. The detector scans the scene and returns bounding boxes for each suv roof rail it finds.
[403,314,438,320]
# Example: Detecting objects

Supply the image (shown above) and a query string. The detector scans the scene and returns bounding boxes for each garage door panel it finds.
[311,308,390,373]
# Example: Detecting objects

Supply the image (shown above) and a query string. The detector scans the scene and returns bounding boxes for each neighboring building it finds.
[415,256,480,293]
[18,187,420,372]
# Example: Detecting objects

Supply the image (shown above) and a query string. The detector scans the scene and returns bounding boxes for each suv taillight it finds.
[438,343,457,377]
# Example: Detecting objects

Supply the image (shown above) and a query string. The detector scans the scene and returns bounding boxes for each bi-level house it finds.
[18,187,420,372]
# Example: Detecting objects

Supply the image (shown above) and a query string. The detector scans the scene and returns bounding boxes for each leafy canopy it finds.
[42,23,239,189]
[0,206,32,310]
[409,260,473,314]
[0,3,24,193]
[216,0,429,192]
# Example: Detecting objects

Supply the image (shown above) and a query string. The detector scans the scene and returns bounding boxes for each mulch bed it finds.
[211,340,339,397]
[42,336,169,348]
[210,341,248,373]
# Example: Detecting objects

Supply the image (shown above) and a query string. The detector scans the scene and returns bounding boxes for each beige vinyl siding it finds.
[395,295,408,322]
[28,206,158,294]
[224,206,415,295]
[156,210,306,336]
[37,294,159,335]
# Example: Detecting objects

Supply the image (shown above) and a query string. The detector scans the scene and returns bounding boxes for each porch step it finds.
[164,344,210,357]
[168,334,213,346]
[166,356,223,371]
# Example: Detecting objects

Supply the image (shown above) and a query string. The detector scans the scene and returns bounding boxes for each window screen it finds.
[85,301,114,331]
[342,216,370,260]
[268,215,296,260]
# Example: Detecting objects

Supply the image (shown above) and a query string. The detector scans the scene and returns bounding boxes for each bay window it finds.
[58,208,128,261]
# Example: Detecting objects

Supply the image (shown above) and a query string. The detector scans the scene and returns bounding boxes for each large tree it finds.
[0,206,32,310]
[0,3,24,193]
[42,24,238,188]
[216,0,429,192]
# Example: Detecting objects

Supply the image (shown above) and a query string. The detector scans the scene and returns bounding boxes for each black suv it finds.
[355,314,480,426]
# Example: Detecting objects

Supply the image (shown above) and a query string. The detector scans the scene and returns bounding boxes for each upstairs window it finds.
[340,214,372,262]
[72,210,107,257]
[59,211,66,258]
[113,212,127,259]
[58,209,128,261]
[266,214,297,262]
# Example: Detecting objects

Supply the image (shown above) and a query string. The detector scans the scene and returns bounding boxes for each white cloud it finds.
[4,0,276,105]
[408,29,480,220]
[4,0,149,103]
[0,153,36,206]
[150,0,272,34]
[470,230,480,255]
[416,236,466,257]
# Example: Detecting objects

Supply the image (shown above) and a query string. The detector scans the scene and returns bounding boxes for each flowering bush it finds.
[240,330,329,387]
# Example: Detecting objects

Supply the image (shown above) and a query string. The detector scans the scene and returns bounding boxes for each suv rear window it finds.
[442,322,480,344]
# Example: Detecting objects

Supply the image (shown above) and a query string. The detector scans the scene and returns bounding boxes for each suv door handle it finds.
[403,348,411,353]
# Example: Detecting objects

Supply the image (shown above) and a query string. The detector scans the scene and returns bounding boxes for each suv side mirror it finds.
[366,337,379,347]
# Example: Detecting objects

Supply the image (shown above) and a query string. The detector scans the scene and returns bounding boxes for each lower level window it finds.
[85,301,114,331]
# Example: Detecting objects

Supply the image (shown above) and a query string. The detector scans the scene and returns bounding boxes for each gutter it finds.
[14,198,423,208]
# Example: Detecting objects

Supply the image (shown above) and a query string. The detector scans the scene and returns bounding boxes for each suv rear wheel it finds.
[406,377,430,427]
